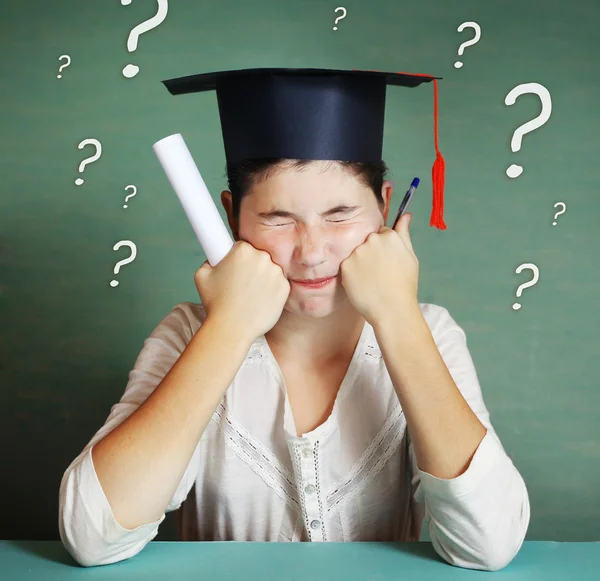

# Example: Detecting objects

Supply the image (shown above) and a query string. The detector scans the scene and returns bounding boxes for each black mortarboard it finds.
[162,67,446,229]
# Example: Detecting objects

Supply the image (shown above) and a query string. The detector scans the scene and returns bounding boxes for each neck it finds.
[265,302,366,367]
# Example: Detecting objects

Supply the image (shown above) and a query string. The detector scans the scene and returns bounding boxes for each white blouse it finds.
[59,302,530,570]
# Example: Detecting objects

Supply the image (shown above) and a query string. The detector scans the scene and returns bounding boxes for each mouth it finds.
[291,275,336,289]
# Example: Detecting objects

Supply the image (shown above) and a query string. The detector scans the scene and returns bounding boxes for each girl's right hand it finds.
[194,240,291,344]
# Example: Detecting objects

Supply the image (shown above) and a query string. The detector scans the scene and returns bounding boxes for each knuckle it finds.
[259,251,271,266]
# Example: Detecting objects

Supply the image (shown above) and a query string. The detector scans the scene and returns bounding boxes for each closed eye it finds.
[271,218,348,227]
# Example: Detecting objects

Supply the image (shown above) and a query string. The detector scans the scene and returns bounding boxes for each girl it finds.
[59,68,529,570]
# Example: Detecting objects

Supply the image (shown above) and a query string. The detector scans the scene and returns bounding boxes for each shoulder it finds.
[149,301,208,342]
[416,303,482,386]
[418,302,467,343]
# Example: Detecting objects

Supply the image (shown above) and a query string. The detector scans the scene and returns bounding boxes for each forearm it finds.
[92,315,253,530]
[373,307,487,480]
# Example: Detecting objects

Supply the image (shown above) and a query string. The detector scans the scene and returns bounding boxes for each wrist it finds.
[372,302,425,338]
[201,312,255,352]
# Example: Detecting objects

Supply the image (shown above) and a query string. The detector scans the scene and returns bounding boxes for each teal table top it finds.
[1,541,599,580]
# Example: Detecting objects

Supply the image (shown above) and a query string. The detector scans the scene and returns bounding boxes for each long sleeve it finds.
[59,304,205,567]
[408,306,530,572]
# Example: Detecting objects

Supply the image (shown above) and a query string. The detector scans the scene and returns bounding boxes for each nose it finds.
[294,224,329,266]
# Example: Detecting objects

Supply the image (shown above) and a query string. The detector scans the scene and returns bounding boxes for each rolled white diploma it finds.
[153,133,234,266]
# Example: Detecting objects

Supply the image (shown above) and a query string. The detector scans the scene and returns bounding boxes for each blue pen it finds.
[392,177,420,228]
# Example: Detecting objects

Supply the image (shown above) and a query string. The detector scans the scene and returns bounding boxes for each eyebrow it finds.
[257,205,361,219]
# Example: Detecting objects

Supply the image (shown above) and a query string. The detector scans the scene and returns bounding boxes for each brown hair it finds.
[225,158,390,221]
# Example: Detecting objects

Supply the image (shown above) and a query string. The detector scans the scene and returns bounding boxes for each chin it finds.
[284,293,346,319]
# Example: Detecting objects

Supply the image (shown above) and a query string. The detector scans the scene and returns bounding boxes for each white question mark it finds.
[505,83,552,178]
[454,22,481,68]
[57,55,71,78]
[111,240,137,287]
[75,138,102,186]
[512,263,539,311]
[333,7,346,30]
[123,185,137,209]
[552,202,566,226]
[121,0,169,78]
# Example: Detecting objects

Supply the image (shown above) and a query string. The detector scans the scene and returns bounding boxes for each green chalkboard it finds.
[1,0,599,543]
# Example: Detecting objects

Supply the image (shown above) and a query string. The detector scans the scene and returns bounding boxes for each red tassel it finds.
[355,69,447,229]
[430,79,446,230]
[394,72,447,230]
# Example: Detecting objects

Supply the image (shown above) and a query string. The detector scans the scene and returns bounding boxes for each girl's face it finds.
[222,161,393,319]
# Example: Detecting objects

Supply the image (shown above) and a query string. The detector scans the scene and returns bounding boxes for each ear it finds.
[381,180,394,223]
[221,190,240,241]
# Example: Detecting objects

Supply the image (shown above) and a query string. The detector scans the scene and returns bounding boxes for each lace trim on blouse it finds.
[212,403,302,514]
[325,403,406,514]
[210,329,403,531]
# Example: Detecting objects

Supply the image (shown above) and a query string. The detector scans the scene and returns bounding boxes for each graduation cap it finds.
[162,67,446,229]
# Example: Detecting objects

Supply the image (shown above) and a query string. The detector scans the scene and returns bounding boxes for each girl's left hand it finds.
[340,212,419,327]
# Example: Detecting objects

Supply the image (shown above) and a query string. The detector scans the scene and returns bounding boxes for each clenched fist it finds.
[194,240,291,344]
